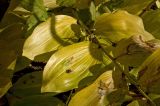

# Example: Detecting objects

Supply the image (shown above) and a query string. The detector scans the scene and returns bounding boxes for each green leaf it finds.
[75,0,92,9]
[14,56,31,72]
[0,23,26,71]
[43,0,59,9]
[19,0,48,30]
[112,36,159,67]
[57,0,92,9]
[56,0,77,7]
[0,77,12,98]
[13,96,64,106]
[90,2,96,21]
[107,89,126,105]
[127,100,140,106]
[23,15,81,61]
[68,71,113,106]
[120,0,154,15]
[0,0,25,28]
[41,41,103,93]
[156,0,160,8]
[142,9,160,40]
[107,0,155,15]
[94,10,154,43]
[20,0,48,21]
[112,67,127,88]
[138,48,160,94]
[26,15,39,31]
[11,71,42,97]
[0,49,17,70]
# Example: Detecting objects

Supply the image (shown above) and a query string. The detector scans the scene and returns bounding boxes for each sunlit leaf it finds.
[90,2,96,21]
[57,0,107,9]
[112,36,160,67]
[57,0,92,9]
[68,71,113,106]
[106,0,155,15]
[56,0,77,7]
[138,48,160,94]
[142,9,160,39]
[120,0,154,15]
[13,96,64,106]
[23,15,81,61]
[95,10,154,43]
[0,77,12,98]
[41,41,103,93]
[156,0,160,8]
[43,0,59,9]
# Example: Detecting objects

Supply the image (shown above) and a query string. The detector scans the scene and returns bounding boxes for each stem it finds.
[72,9,156,105]
[95,37,156,106]
[139,0,157,16]
[65,90,74,106]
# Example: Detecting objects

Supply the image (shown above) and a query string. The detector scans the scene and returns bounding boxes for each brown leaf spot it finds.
[66,69,72,73]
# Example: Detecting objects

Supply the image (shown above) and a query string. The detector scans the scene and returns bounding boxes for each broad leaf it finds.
[106,0,155,15]
[128,100,140,106]
[156,0,160,8]
[20,0,48,20]
[56,0,77,7]
[68,71,113,106]
[41,41,103,93]
[11,71,42,97]
[57,0,93,9]
[107,88,129,105]
[95,10,154,43]
[13,96,64,106]
[0,77,12,98]
[56,0,105,9]
[0,23,26,71]
[119,0,154,15]
[0,0,25,28]
[20,0,48,30]
[142,9,160,39]
[112,67,127,88]
[138,48,160,94]
[23,15,81,61]
[75,0,92,9]
[112,36,160,67]
[75,0,105,9]
[90,2,96,21]
[43,0,59,9]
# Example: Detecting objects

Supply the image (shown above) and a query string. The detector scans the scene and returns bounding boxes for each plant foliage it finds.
[1,0,160,106]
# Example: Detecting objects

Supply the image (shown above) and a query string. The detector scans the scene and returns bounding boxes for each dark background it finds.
[0,0,9,21]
